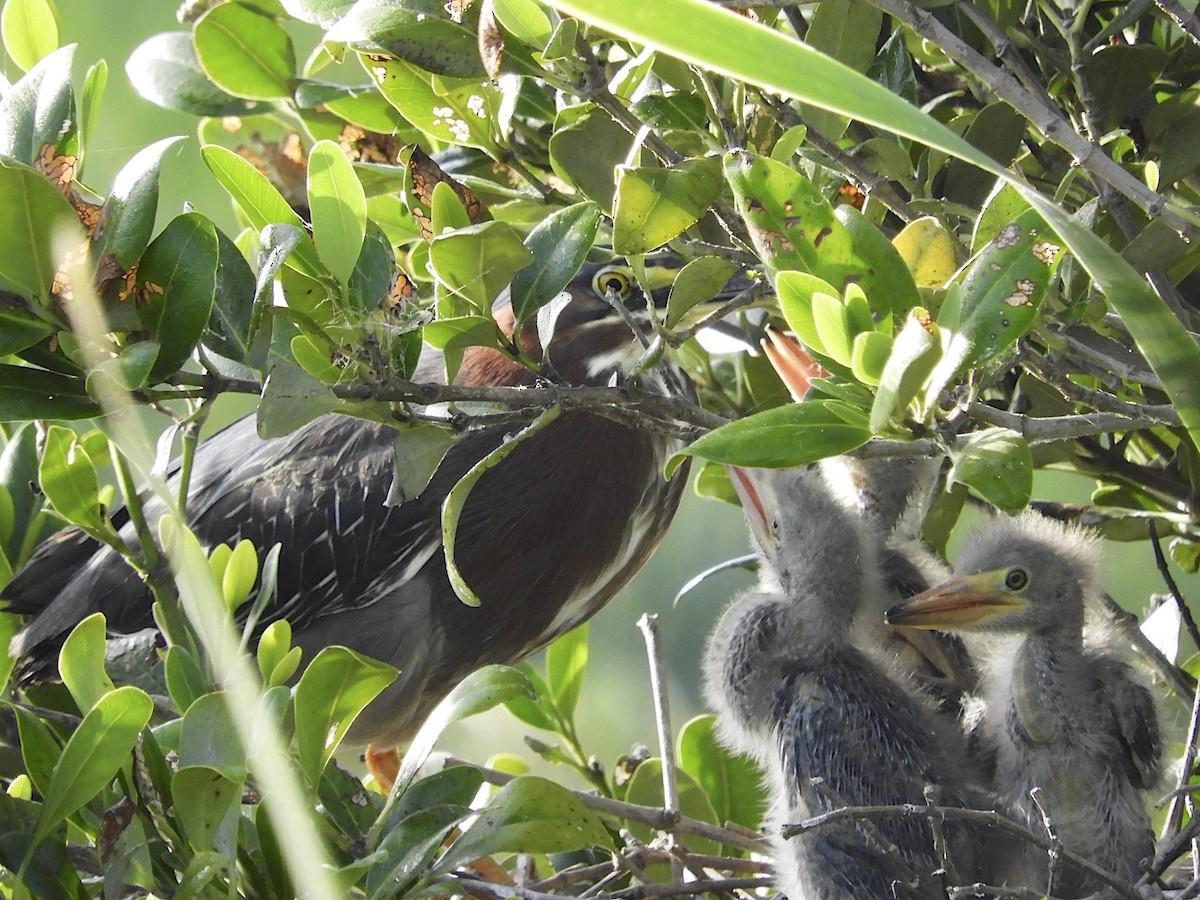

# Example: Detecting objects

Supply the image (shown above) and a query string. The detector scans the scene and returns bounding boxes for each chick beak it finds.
[726,465,777,554]
[884,574,1029,629]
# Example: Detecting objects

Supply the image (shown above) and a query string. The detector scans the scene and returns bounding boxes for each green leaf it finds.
[364,54,499,153]
[509,201,601,323]
[389,665,533,797]
[78,58,106,157]
[163,645,209,713]
[869,308,940,432]
[800,0,881,141]
[172,766,242,855]
[193,2,295,100]
[30,686,153,850]
[257,622,302,687]
[137,212,220,380]
[833,204,919,318]
[428,220,534,313]
[0,304,53,356]
[221,539,259,611]
[14,705,61,796]
[421,315,505,352]
[545,624,587,720]
[438,776,611,871]
[669,400,870,475]
[624,759,720,854]
[548,104,635,207]
[257,358,340,437]
[0,43,74,164]
[724,150,856,288]
[972,182,1030,254]
[206,226,258,361]
[37,424,106,536]
[850,330,891,387]
[613,157,722,254]
[677,714,764,833]
[97,135,185,270]
[307,139,368,288]
[178,692,246,781]
[665,256,739,329]
[1,0,60,72]
[0,365,97,421]
[388,424,457,506]
[126,32,261,117]
[293,646,397,788]
[0,158,84,302]
[58,613,114,714]
[327,2,486,78]
[812,290,853,367]
[493,0,553,46]
[949,427,1033,514]
[200,144,322,278]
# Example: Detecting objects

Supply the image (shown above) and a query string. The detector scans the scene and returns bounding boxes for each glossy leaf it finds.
[775,269,841,361]
[548,104,635,206]
[307,139,368,288]
[200,144,322,278]
[669,400,871,475]
[972,182,1030,254]
[390,665,533,795]
[221,538,259,611]
[163,644,208,713]
[137,212,220,380]
[172,765,242,855]
[365,54,498,153]
[0,158,83,302]
[869,308,940,432]
[949,427,1033,513]
[14,705,61,796]
[665,256,739,329]
[724,150,857,288]
[509,201,601,323]
[428,220,534,313]
[31,686,153,849]
[1,0,59,71]
[58,613,114,713]
[258,358,341,437]
[439,776,611,870]
[545,623,587,720]
[0,365,96,421]
[612,157,722,254]
[97,135,185,270]
[327,2,485,78]
[800,0,881,141]
[388,424,457,506]
[37,424,105,536]
[206,226,258,362]
[677,714,765,833]
[179,692,246,781]
[892,216,958,288]
[624,759,720,855]
[193,2,296,100]
[850,330,891,386]
[0,304,53,356]
[833,204,918,317]
[293,645,397,788]
[126,32,259,116]
[0,43,74,164]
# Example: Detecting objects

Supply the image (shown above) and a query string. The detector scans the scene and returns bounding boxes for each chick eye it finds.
[1004,567,1029,591]
[593,267,632,298]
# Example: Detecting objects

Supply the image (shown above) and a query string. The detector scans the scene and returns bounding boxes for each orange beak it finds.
[884,573,1028,630]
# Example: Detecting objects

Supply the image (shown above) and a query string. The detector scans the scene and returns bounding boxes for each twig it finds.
[965,402,1171,443]
[637,614,682,882]
[1153,0,1200,48]
[1092,591,1196,702]
[1164,664,1200,839]
[1149,519,1200,652]
[1141,812,1200,886]
[442,757,768,854]
[781,803,1142,899]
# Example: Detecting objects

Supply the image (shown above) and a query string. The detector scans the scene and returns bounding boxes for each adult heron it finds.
[4,258,700,781]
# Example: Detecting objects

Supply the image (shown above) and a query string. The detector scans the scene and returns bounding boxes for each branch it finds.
[442,757,769,854]
[966,403,1171,443]
[637,613,682,881]
[781,803,1142,899]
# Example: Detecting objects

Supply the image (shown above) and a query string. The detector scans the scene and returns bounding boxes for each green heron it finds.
[5,258,701,774]
[886,512,1161,896]
[704,464,979,898]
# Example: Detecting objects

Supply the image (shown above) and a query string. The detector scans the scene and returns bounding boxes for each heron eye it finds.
[1004,567,1029,591]
[593,267,632,298]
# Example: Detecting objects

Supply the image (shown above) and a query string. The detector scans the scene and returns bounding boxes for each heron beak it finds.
[726,465,778,553]
[884,573,1029,629]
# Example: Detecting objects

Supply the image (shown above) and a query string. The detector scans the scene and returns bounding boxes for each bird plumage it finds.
[704,465,979,899]
[886,511,1161,896]
[5,261,689,749]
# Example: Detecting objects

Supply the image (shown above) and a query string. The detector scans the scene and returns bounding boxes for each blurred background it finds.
[7,0,1199,784]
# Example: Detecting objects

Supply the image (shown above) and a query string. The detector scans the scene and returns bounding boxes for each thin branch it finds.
[966,402,1171,443]
[1021,353,1180,426]
[1153,0,1200,48]
[781,803,1142,900]
[442,757,769,854]
[637,614,681,880]
[1148,519,1200,651]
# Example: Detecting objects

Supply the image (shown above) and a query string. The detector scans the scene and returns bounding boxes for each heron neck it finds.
[1005,626,1086,744]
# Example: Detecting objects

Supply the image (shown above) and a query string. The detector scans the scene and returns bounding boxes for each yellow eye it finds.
[592,267,632,298]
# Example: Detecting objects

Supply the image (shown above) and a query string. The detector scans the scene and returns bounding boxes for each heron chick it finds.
[705,464,978,899]
[886,511,1161,897]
